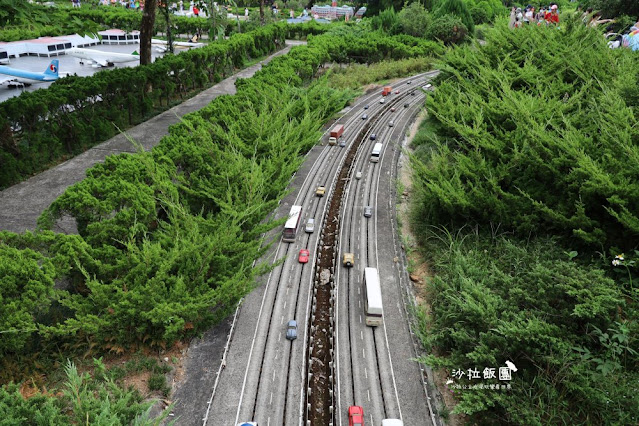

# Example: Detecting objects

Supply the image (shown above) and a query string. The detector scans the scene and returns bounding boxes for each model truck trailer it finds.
[328,124,344,145]
[382,86,392,96]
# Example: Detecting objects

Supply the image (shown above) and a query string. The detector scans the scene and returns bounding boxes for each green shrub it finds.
[426,14,468,45]
[434,0,475,33]
[414,229,638,424]
[148,372,169,396]
[414,19,639,252]
[469,4,490,25]
[0,383,68,425]
[371,7,401,34]
[398,2,432,38]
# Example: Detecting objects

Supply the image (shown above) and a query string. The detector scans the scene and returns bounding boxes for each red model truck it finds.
[382,86,392,96]
[329,124,344,145]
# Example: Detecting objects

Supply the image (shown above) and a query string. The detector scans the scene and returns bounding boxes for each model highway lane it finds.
[335,75,438,426]
[202,73,437,426]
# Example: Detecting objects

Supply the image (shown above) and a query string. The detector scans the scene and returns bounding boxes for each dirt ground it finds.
[397,110,466,426]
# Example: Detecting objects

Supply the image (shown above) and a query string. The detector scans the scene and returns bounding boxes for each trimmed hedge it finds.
[0,23,287,189]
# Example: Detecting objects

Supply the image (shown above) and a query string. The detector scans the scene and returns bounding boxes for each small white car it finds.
[305,218,315,233]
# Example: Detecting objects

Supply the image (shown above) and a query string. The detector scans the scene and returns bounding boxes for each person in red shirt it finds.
[193,5,199,16]
[548,4,559,25]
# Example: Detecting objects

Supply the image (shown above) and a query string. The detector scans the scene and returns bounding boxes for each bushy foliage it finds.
[397,2,432,38]
[426,14,468,45]
[464,0,506,24]
[0,24,287,190]
[0,383,68,425]
[371,7,401,34]
[0,244,55,357]
[434,0,474,34]
[0,359,170,425]
[327,57,435,89]
[411,18,639,423]
[469,4,489,25]
[413,20,639,252]
[416,229,638,423]
[580,0,639,20]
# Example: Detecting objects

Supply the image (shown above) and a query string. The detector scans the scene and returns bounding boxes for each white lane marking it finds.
[361,330,363,340]
[281,315,284,325]
[359,315,362,324]
[367,390,371,402]
[365,368,368,379]
[363,348,365,359]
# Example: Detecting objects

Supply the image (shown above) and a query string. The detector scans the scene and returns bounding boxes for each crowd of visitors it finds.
[509,4,560,28]
[98,0,142,9]
[507,3,639,51]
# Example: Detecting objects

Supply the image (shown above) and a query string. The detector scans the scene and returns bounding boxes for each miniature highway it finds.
[201,72,439,426]
[335,79,437,426]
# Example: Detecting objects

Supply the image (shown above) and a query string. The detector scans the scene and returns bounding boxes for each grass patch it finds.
[326,57,434,89]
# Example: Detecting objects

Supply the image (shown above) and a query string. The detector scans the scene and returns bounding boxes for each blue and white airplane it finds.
[0,59,60,86]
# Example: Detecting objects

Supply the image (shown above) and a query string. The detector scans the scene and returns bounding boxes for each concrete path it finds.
[0,40,306,234]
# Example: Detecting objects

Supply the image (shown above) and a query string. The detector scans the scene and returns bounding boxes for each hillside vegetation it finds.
[411,19,639,424]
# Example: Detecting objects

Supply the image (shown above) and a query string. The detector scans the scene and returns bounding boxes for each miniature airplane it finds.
[66,47,139,67]
[0,59,59,86]
[151,38,204,53]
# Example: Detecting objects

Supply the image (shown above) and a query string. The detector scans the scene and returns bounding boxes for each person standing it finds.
[548,4,560,25]
[193,5,199,16]
[525,7,535,24]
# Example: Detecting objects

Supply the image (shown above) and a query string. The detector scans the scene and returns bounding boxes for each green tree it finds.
[398,2,432,38]
[426,13,468,44]
[582,0,639,19]
[434,0,474,33]
[371,7,400,34]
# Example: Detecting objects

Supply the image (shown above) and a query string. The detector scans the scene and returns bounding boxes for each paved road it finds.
[0,41,306,234]
[334,76,439,426]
